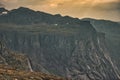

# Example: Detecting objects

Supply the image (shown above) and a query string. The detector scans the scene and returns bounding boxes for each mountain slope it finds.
[0,40,64,80]
[0,7,120,80]
[0,67,64,80]
[82,18,120,70]
[0,40,30,71]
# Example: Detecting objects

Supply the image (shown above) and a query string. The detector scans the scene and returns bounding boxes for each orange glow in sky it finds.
[0,0,120,21]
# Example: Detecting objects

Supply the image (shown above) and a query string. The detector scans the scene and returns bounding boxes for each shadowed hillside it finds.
[0,40,64,80]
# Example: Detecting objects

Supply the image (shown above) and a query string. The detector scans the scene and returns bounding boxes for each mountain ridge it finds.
[0,7,90,25]
[0,7,120,80]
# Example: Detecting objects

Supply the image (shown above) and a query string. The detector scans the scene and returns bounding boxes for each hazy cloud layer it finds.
[0,2,5,7]
[0,0,119,21]
[93,1,120,11]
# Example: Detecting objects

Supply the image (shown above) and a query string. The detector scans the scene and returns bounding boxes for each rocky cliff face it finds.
[0,40,30,71]
[0,26,120,80]
[82,18,120,72]
[0,7,120,80]
[0,40,64,80]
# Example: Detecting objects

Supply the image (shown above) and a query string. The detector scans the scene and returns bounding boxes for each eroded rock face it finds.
[0,29,120,80]
[0,40,30,71]
[82,18,120,71]
[66,34,120,80]
[0,41,64,80]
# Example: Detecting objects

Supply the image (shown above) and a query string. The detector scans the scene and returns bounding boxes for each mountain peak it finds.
[18,7,29,9]
[11,7,35,13]
[17,7,34,11]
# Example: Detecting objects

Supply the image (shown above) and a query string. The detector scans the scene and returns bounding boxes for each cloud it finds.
[0,2,5,7]
[93,1,120,12]
[0,3,4,7]
[0,0,18,3]
[0,0,119,21]
[1,0,119,10]
[0,1,5,7]
[24,0,120,21]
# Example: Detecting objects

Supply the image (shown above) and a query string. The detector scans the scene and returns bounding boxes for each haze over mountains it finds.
[0,7,120,80]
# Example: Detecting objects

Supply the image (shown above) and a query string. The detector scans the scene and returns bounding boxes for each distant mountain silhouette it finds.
[0,7,88,25]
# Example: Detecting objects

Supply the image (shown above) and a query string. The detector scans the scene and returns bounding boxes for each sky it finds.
[0,0,120,21]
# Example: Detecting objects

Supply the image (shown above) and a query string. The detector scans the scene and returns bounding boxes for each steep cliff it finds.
[0,7,120,80]
[82,18,120,71]
[0,24,120,80]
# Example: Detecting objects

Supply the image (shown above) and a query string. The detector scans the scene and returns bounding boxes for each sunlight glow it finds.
[0,0,119,21]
